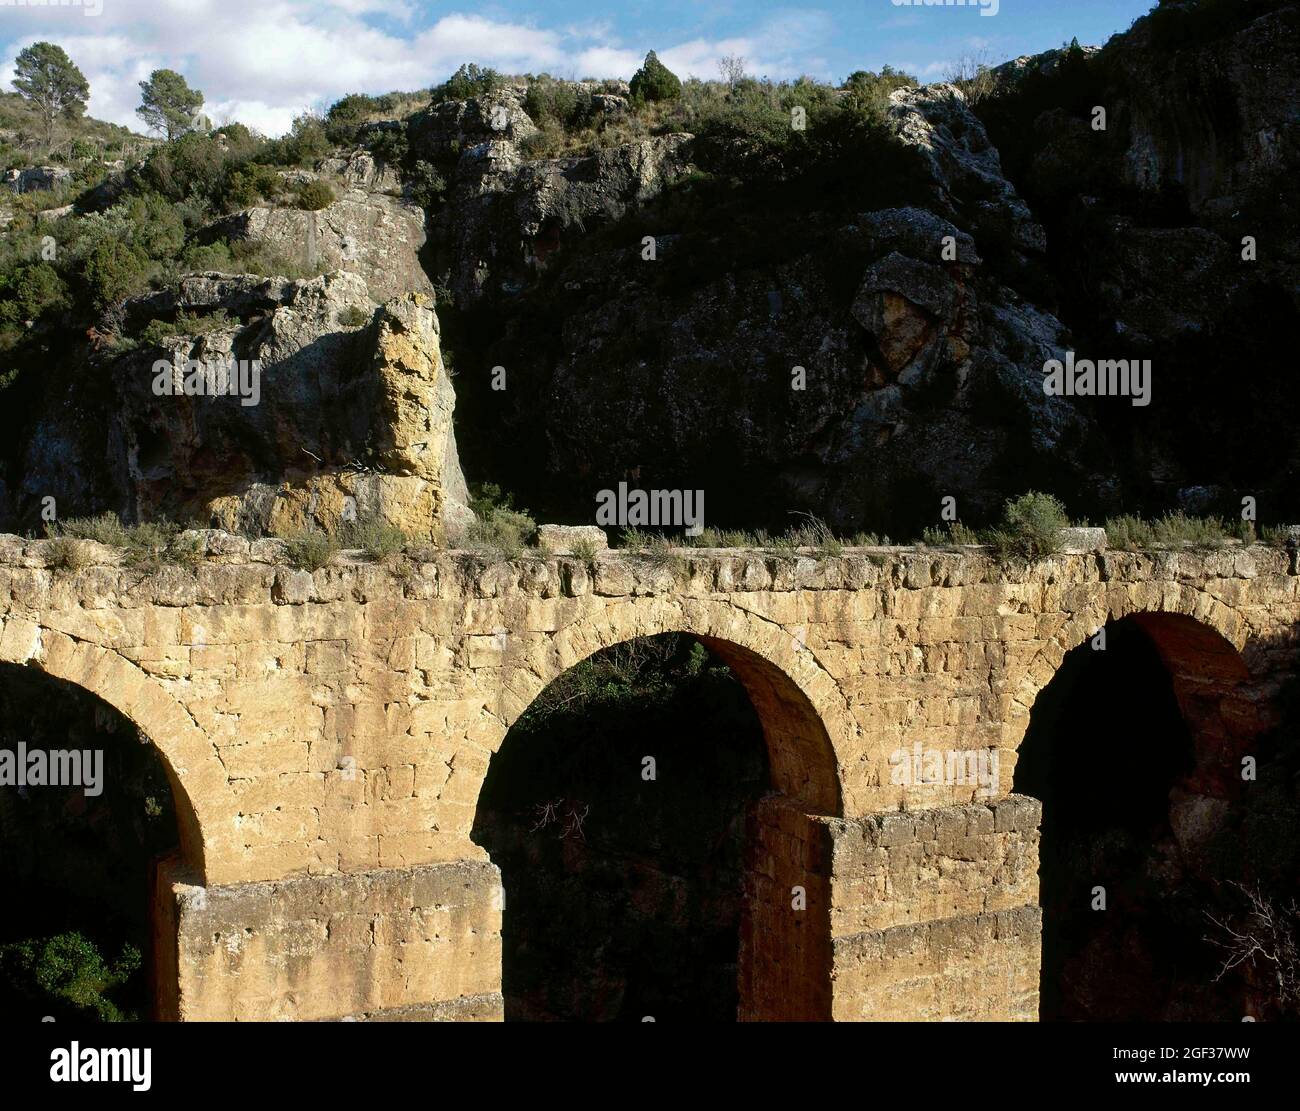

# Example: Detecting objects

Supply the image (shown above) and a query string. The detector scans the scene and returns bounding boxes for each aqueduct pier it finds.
[0,532,1294,1021]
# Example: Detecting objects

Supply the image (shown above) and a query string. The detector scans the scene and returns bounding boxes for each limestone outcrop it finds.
[202,153,432,304]
[16,271,471,541]
[887,84,1047,269]
[2,165,71,193]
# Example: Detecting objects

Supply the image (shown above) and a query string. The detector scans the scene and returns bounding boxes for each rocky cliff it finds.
[978,0,1300,519]
[3,1,1296,539]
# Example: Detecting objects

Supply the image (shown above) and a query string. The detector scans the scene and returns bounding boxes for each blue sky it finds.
[0,0,1160,136]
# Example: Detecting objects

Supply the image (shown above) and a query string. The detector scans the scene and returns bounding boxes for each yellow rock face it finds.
[2,540,1292,1020]
[201,292,472,542]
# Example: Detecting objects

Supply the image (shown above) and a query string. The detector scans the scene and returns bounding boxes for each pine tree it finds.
[11,42,90,156]
[137,69,205,142]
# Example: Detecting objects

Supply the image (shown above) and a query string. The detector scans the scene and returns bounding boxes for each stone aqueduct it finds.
[0,532,1295,1021]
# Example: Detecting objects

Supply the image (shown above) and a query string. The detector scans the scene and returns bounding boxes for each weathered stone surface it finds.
[536,524,608,555]
[156,857,501,1022]
[1,537,1295,1021]
[437,131,696,302]
[887,83,1047,265]
[202,168,431,304]
[1059,526,1107,552]
[2,165,71,193]
[23,273,471,541]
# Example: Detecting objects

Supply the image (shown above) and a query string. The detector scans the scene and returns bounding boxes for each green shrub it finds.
[325,93,381,145]
[996,491,1069,560]
[175,239,234,273]
[842,65,918,111]
[619,526,650,553]
[139,308,232,347]
[10,262,69,320]
[435,63,503,103]
[630,51,682,104]
[921,521,982,547]
[524,76,592,132]
[1151,511,1228,547]
[1104,514,1155,550]
[294,179,336,210]
[82,238,151,307]
[465,506,536,560]
[44,534,91,571]
[136,128,262,205]
[118,520,200,570]
[59,511,128,545]
[463,482,536,557]
[58,513,201,570]
[284,529,338,571]
[365,123,409,166]
[1262,525,1294,548]
[340,517,407,562]
[222,163,282,210]
[1231,518,1256,544]
[783,513,843,559]
[408,160,446,209]
[117,192,186,258]
[1105,511,1230,550]
[570,535,599,562]
[684,526,725,548]
[273,112,332,167]
[0,932,141,1022]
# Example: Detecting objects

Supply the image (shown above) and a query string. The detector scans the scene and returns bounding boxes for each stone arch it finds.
[488,597,847,815]
[1011,600,1268,1020]
[471,596,847,1020]
[0,619,233,883]
[1007,587,1257,766]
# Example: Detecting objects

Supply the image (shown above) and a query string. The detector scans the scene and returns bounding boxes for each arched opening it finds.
[472,630,840,1022]
[0,662,181,1020]
[1015,613,1264,1020]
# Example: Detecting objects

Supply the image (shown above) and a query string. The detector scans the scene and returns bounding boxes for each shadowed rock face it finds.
[975,1,1300,518]
[442,82,1107,534]
[1108,4,1300,217]
[431,132,697,305]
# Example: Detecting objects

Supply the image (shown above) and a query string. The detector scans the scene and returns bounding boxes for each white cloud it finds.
[0,2,841,135]
[895,59,955,79]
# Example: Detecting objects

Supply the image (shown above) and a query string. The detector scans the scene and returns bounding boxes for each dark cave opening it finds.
[470,633,770,1022]
[0,664,178,1021]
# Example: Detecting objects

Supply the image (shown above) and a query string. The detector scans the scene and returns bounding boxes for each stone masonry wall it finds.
[827,796,1042,1021]
[1,532,1296,1019]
